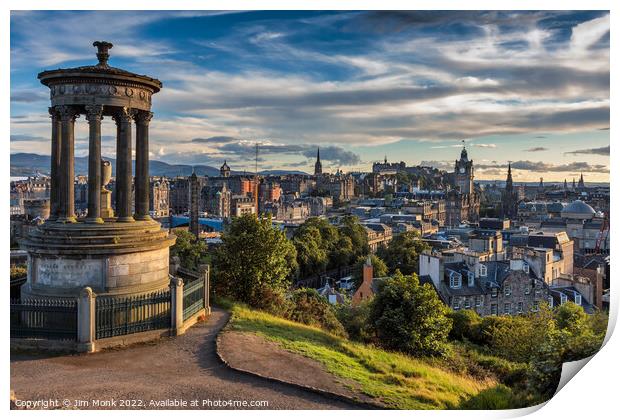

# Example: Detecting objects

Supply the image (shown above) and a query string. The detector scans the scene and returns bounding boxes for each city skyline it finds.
[10,10,610,181]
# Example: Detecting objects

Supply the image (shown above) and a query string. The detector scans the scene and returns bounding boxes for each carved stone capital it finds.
[48,106,60,120]
[56,105,79,122]
[135,111,154,125]
[112,107,136,124]
[85,104,104,122]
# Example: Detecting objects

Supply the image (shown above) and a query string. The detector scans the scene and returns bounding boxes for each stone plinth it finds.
[21,220,175,298]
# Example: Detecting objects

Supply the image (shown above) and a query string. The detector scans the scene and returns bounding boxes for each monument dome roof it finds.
[561,200,595,217]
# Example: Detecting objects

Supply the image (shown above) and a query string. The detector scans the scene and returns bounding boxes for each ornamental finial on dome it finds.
[93,41,113,68]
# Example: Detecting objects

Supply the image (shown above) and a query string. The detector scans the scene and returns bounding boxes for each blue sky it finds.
[10,10,609,181]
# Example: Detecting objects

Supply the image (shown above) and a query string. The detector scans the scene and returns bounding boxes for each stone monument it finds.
[21,41,176,299]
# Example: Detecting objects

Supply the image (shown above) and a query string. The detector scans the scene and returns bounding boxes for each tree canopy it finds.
[377,230,429,275]
[213,214,298,307]
[169,229,210,270]
[370,271,452,356]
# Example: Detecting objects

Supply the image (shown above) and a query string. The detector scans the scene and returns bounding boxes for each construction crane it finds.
[594,211,609,254]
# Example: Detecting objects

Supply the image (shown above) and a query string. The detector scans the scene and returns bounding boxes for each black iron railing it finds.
[10,297,78,340]
[183,277,205,321]
[95,289,171,339]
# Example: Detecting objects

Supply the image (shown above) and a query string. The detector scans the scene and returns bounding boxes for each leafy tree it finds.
[213,214,298,308]
[351,254,388,289]
[10,265,27,281]
[554,301,588,333]
[339,215,370,262]
[292,226,328,278]
[378,230,429,275]
[448,309,482,341]
[170,229,210,270]
[370,271,452,356]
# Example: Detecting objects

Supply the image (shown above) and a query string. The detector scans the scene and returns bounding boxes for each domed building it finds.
[561,200,596,221]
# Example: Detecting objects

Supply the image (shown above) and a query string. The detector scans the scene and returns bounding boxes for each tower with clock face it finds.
[454,146,474,194]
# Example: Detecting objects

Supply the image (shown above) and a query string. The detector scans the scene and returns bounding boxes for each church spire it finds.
[314,147,322,176]
[505,162,513,191]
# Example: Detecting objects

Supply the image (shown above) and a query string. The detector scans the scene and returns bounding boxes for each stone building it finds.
[202,183,231,218]
[445,146,480,226]
[149,177,169,217]
[501,163,519,219]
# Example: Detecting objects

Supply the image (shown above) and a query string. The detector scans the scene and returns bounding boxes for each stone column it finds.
[77,287,96,353]
[113,107,134,222]
[85,105,104,224]
[134,111,153,220]
[57,105,78,223]
[170,277,184,336]
[48,107,62,221]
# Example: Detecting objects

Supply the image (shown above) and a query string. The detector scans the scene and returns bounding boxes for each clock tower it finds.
[454,145,474,194]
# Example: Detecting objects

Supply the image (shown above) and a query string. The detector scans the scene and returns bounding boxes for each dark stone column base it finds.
[116,216,135,223]
[85,217,104,224]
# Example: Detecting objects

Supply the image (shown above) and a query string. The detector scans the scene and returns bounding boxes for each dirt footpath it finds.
[218,330,378,406]
[10,308,360,410]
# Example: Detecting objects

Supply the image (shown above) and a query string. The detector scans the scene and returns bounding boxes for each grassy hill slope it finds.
[224,303,497,409]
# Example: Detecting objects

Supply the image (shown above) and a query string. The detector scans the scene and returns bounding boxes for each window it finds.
[504,284,512,296]
[517,302,524,313]
[532,300,539,312]
[548,296,554,308]
[525,286,531,295]
[560,293,567,305]
[449,271,462,289]
[475,296,483,307]
[523,262,529,273]
[464,298,471,309]
[453,300,460,310]
[491,303,498,315]
[491,288,498,298]
[468,271,475,287]
[504,303,511,315]
[575,293,582,306]
[480,264,487,277]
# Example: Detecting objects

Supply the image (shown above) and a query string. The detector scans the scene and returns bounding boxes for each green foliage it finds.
[370,271,452,356]
[286,288,346,337]
[351,254,388,289]
[554,301,588,332]
[213,214,298,308]
[292,216,369,278]
[10,265,27,280]
[448,310,482,341]
[335,299,374,343]
[292,226,328,278]
[169,229,210,270]
[377,230,429,275]
[460,385,518,410]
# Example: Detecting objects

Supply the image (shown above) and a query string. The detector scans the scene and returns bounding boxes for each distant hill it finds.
[10,153,308,177]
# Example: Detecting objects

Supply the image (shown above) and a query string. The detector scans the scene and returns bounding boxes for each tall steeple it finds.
[578,173,585,188]
[314,147,322,176]
[505,162,513,191]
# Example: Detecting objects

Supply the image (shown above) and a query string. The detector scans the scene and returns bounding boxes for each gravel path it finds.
[10,308,358,410]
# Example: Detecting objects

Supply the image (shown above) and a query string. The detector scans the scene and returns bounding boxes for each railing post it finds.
[199,264,211,315]
[77,287,96,353]
[170,277,184,336]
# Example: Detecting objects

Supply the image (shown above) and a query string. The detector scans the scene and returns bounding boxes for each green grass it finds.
[226,303,496,409]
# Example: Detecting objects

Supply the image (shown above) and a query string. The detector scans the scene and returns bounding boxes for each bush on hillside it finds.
[286,288,347,337]
[448,309,482,341]
[335,299,374,343]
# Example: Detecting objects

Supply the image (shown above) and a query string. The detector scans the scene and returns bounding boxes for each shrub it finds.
[287,288,347,337]
[448,309,481,341]
[252,285,292,318]
[10,265,27,280]
[460,385,517,410]
[370,271,452,356]
[335,299,374,343]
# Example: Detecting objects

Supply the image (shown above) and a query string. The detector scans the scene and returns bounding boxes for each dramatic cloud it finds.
[191,136,238,144]
[9,11,610,178]
[524,147,548,152]
[477,160,607,173]
[565,145,610,156]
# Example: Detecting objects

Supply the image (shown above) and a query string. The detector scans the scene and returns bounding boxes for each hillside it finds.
[222,302,505,409]
[10,153,309,177]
